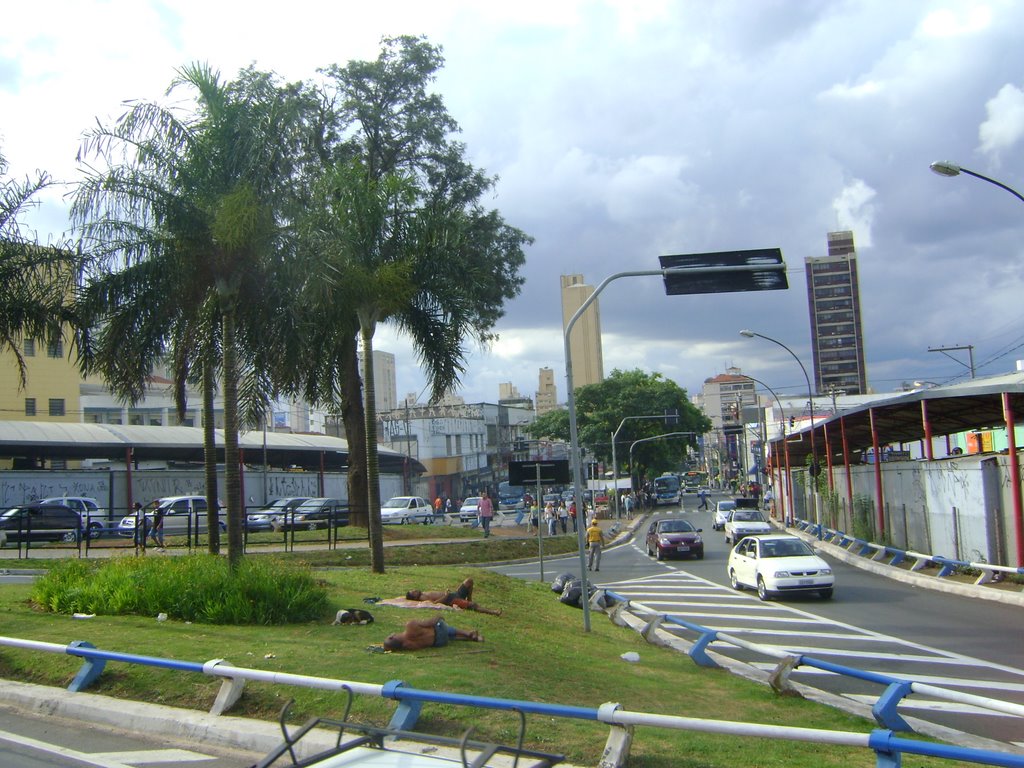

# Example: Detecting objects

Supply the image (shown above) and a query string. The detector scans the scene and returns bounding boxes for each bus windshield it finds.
[653,475,681,505]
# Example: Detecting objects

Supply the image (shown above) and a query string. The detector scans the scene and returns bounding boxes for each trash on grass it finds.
[620,651,640,663]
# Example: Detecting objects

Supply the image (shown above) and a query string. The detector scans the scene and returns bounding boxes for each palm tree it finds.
[1,147,81,385]
[73,64,308,566]
[293,38,532,573]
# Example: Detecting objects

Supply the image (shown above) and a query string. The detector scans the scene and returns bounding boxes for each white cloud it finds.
[832,180,876,249]
[978,83,1024,158]
[917,5,993,38]
[819,80,884,100]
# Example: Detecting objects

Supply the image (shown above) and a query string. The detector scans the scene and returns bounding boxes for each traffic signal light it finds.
[789,417,795,428]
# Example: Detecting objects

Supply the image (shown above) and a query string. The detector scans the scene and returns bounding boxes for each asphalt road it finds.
[491,491,1024,750]
[0,706,262,768]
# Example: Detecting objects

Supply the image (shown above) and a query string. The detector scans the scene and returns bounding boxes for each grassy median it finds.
[0,541,980,767]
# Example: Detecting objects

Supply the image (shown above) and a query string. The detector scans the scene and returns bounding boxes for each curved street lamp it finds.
[929,161,1024,204]
[740,329,820,535]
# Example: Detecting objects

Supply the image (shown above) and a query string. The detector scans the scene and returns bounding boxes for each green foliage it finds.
[30,555,329,625]
[852,494,875,542]
[535,369,712,476]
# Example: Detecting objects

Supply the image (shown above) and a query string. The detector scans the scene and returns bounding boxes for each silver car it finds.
[118,495,223,538]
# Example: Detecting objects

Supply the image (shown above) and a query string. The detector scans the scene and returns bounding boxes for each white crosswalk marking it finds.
[0,729,217,766]
[600,569,1024,745]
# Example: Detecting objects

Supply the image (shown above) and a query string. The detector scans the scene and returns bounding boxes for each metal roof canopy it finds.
[0,421,423,474]
[776,372,1024,466]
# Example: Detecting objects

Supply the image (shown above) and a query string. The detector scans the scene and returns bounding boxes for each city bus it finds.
[653,474,681,506]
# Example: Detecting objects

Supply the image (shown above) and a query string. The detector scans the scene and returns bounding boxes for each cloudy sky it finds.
[3,1,1024,409]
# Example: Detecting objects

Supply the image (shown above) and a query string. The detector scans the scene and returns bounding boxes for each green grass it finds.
[0,546,980,767]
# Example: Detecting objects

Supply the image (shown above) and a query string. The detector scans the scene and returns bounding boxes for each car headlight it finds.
[820,568,832,575]
[693,535,702,544]
[773,570,793,578]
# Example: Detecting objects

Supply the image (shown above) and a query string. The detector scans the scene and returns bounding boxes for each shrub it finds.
[31,555,328,625]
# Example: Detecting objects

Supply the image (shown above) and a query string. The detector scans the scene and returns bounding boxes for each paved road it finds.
[492,493,1024,750]
[0,706,262,768]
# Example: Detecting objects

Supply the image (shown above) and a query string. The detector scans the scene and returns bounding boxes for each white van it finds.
[117,495,224,538]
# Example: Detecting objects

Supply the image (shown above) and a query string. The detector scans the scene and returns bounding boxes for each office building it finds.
[535,367,558,416]
[804,230,868,396]
[560,274,604,390]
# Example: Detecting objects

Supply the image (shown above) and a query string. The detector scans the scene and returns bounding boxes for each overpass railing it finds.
[1,634,1023,767]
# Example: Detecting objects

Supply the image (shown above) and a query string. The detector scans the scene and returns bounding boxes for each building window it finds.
[47,339,64,358]
[48,398,65,417]
[25,398,36,416]
[23,339,35,357]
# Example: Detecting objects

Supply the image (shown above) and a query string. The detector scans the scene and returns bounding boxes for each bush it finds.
[31,555,329,625]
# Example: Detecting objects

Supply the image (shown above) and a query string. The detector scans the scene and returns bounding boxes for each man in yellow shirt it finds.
[586,519,605,571]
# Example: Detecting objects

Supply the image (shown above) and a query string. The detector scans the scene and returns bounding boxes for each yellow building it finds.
[0,335,80,425]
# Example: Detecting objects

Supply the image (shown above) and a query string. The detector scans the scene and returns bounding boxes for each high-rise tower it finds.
[804,230,868,396]
[560,274,604,390]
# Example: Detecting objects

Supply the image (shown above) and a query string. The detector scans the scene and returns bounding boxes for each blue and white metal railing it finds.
[604,591,1024,733]
[2,634,1024,767]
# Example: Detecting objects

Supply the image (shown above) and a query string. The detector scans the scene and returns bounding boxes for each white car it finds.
[723,508,772,545]
[380,496,434,525]
[712,500,736,530]
[728,534,834,601]
[458,497,482,524]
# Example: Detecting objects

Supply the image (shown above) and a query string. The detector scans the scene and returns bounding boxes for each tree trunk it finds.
[340,335,369,530]
[360,321,385,574]
[222,308,243,569]
[202,359,220,554]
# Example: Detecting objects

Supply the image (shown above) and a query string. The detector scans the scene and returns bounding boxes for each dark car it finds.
[0,502,83,544]
[283,498,349,530]
[645,518,704,560]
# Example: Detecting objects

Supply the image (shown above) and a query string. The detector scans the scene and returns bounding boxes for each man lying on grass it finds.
[383,615,484,651]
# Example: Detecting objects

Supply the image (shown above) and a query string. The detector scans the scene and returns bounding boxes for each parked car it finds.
[284,498,349,530]
[0,502,82,544]
[712,500,737,530]
[458,497,482,524]
[723,508,772,545]
[246,497,311,532]
[645,517,704,560]
[728,534,834,600]
[35,496,108,537]
[117,495,224,538]
[380,496,434,525]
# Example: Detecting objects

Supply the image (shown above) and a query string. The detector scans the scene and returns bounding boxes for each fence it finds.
[792,518,1024,590]
[1,634,1023,767]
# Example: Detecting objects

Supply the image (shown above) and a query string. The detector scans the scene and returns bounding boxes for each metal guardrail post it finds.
[68,640,105,692]
[872,681,914,732]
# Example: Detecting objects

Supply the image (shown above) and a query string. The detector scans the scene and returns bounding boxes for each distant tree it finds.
[528,369,711,477]
[290,37,530,573]
[0,147,81,386]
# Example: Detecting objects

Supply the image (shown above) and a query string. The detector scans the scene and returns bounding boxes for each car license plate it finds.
[798,578,814,585]
[677,545,689,551]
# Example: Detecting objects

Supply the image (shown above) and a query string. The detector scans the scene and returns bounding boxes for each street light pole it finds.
[930,161,1024,204]
[740,330,820,535]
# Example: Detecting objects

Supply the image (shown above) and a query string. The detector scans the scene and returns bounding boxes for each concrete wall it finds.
[802,451,1020,565]
[1,469,404,520]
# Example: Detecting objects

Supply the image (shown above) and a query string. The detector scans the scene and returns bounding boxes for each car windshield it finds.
[718,502,736,510]
[296,500,325,512]
[658,521,695,533]
[732,510,764,522]
[464,498,481,506]
[263,499,295,511]
[382,498,410,509]
[761,539,814,558]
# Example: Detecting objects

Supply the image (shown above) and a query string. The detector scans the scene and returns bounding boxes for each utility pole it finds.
[928,344,975,379]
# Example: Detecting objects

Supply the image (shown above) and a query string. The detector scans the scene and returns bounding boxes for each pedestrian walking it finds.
[698,488,709,511]
[477,491,494,537]
[586,519,605,571]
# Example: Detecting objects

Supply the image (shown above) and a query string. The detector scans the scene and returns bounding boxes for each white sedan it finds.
[712,500,736,530]
[723,508,772,545]
[380,496,435,525]
[728,534,834,601]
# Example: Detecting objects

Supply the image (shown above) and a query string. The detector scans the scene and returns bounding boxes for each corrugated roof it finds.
[0,421,421,474]
[775,371,1024,466]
